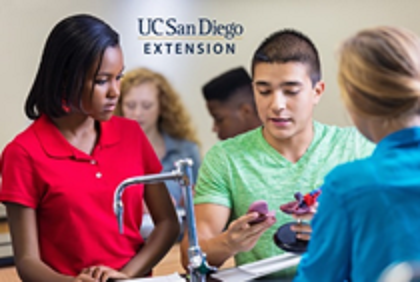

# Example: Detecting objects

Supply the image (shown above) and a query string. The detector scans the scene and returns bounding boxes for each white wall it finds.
[2,0,420,154]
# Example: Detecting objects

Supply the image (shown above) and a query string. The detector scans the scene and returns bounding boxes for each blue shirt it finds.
[161,133,201,207]
[295,127,420,282]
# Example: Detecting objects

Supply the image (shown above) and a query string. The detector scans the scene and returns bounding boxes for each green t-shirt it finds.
[194,122,375,268]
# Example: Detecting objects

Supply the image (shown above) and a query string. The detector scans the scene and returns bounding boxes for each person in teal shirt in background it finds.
[180,29,374,278]
[295,26,420,282]
[116,68,201,240]
[117,67,201,209]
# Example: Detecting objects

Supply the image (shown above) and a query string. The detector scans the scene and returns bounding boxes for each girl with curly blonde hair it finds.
[116,68,201,210]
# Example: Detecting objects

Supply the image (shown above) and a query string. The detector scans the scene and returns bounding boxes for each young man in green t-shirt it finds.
[181,29,374,273]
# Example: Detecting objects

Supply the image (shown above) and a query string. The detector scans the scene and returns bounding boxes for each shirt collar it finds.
[374,126,420,156]
[34,115,120,159]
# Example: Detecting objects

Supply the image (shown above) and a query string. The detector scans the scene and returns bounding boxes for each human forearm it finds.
[6,205,77,282]
[120,218,180,277]
[181,230,235,269]
[201,231,237,267]
[16,256,74,282]
[181,212,276,270]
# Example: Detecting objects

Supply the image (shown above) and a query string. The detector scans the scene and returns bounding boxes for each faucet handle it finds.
[174,158,193,170]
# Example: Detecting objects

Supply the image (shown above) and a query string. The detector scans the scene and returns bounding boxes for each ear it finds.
[238,103,254,120]
[312,80,325,105]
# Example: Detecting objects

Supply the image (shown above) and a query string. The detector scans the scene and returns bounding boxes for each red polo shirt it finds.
[0,115,162,275]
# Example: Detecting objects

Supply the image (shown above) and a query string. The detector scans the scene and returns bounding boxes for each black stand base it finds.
[273,222,309,254]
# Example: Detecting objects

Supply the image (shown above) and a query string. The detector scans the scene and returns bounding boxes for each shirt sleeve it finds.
[194,144,232,208]
[294,180,351,282]
[0,142,40,208]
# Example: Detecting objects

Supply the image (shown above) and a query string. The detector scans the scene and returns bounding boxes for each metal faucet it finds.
[113,158,217,282]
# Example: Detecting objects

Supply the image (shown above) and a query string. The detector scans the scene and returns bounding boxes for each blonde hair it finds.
[117,68,200,145]
[338,26,420,119]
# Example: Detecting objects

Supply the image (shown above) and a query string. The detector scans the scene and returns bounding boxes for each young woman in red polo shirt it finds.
[0,14,180,282]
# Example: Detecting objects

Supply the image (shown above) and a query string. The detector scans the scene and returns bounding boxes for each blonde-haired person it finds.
[116,68,201,237]
[295,26,420,282]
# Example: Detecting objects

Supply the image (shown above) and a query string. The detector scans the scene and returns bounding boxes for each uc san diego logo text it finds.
[138,17,244,55]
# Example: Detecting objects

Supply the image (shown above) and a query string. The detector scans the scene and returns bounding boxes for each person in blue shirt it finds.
[116,67,201,238]
[294,26,420,282]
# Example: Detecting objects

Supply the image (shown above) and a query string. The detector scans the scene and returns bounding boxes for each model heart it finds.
[247,200,276,224]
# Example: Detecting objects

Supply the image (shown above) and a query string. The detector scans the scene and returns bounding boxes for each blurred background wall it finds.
[1,0,420,154]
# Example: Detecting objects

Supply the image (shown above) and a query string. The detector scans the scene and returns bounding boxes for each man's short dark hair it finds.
[202,67,252,102]
[251,29,321,85]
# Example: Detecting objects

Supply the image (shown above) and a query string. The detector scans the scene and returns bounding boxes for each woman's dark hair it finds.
[25,14,120,119]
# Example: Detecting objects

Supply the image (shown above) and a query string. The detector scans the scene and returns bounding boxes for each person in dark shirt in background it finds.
[202,67,262,140]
